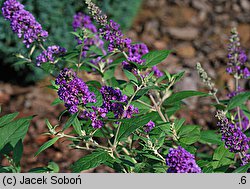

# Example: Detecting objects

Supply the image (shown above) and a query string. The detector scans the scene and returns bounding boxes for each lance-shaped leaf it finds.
[71,150,110,173]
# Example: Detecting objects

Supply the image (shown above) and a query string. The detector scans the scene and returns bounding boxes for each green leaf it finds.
[233,162,250,173]
[35,137,60,157]
[40,62,57,75]
[142,153,163,162]
[86,86,103,107]
[172,71,185,83]
[51,98,63,106]
[28,167,51,173]
[47,162,60,173]
[0,116,32,151]
[212,145,234,169]
[178,125,201,145]
[142,50,171,68]
[63,113,78,130]
[103,69,115,80]
[86,80,102,88]
[123,69,138,84]
[199,130,222,145]
[13,140,23,164]
[123,83,135,97]
[163,90,209,105]
[71,150,110,173]
[227,92,250,110]
[73,117,82,136]
[89,46,104,56]
[117,112,159,142]
[0,112,19,127]
[173,118,186,133]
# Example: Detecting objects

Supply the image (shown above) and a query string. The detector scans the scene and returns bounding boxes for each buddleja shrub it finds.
[1,0,250,173]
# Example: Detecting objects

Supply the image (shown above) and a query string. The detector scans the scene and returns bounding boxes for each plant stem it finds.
[57,133,110,151]
[235,74,242,130]
[149,93,169,122]
[113,85,142,148]
[136,99,155,109]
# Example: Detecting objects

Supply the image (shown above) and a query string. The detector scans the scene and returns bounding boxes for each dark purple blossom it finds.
[166,146,202,173]
[226,28,249,78]
[79,86,138,129]
[100,86,138,119]
[122,43,149,72]
[152,66,164,77]
[80,110,104,129]
[144,120,155,133]
[2,0,48,48]
[217,113,250,153]
[36,45,66,66]
[55,68,96,114]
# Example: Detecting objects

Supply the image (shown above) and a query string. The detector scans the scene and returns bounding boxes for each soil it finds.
[0,0,250,172]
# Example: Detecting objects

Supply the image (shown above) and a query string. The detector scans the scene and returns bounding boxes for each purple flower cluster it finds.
[73,12,97,34]
[144,120,155,133]
[80,86,139,128]
[2,0,48,48]
[100,20,125,52]
[226,28,249,78]
[100,86,138,119]
[36,45,66,66]
[55,68,96,114]
[217,115,250,153]
[166,146,202,173]
[99,19,149,71]
[72,13,107,69]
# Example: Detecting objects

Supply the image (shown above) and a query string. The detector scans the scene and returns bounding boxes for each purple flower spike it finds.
[226,28,249,78]
[217,114,250,153]
[166,146,202,173]
[55,68,96,114]
[2,0,48,48]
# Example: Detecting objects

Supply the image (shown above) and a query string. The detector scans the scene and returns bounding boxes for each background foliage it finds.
[0,0,142,84]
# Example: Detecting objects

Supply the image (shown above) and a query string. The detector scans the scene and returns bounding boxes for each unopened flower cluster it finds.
[55,68,96,114]
[226,28,250,78]
[36,45,66,66]
[2,0,48,48]
[165,146,202,173]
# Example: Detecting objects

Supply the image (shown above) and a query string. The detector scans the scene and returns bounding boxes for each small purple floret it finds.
[36,45,66,66]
